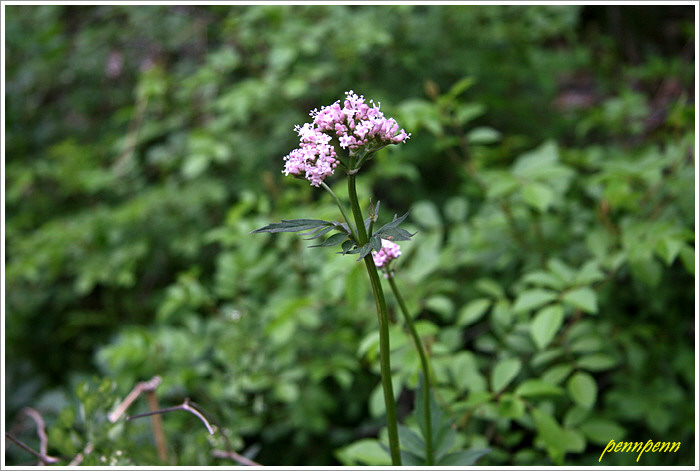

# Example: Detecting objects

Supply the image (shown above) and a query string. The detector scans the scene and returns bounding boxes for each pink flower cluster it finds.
[372,239,402,268]
[283,91,410,186]
[312,90,410,151]
[283,123,338,187]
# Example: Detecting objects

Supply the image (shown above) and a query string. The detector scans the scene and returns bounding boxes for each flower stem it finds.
[387,274,434,465]
[347,172,402,466]
[320,181,358,242]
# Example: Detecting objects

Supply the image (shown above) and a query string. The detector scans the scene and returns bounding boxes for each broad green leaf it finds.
[567,372,597,409]
[515,379,564,398]
[522,182,555,212]
[574,260,605,285]
[513,289,557,313]
[547,258,576,284]
[562,287,598,314]
[679,245,694,275]
[654,235,683,266]
[498,393,525,419]
[531,407,568,464]
[530,304,564,350]
[577,353,618,371]
[579,419,625,445]
[564,429,587,453]
[444,197,469,222]
[467,126,501,144]
[491,357,522,392]
[457,298,492,326]
[436,448,490,466]
[475,278,506,298]
[522,270,565,290]
[425,295,454,321]
[336,439,392,466]
[541,364,573,385]
[456,103,486,124]
[412,201,442,229]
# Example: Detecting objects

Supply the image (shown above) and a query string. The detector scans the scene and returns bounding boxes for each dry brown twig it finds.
[212,449,262,466]
[108,375,163,423]
[5,432,60,465]
[109,375,167,461]
[126,397,214,435]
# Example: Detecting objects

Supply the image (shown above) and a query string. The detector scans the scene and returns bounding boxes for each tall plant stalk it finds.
[387,275,434,465]
[346,171,402,466]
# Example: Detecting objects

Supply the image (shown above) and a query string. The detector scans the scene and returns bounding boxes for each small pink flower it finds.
[372,239,402,268]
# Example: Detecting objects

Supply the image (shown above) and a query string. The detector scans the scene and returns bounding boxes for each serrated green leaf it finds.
[308,232,348,248]
[301,225,334,240]
[530,304,564,350]
[513,289,557,313]
[567,371,597,409]
[457,298,491,326]
[436,448,490,466]
[250,218,330,234]
[376,226,415,241]
[398,425,425,458]
[375,211,411,233]
[340,239,355,255]
[491,357,522,392]
[562,287,598,314]
[434,424,457,461]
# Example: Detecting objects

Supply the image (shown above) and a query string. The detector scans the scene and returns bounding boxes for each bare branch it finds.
[68,442,94,466]
[127,398,215,435]
[5,432,60,465]
[19,407,50,463]
[108,375,162,423]
[212,449,263,466]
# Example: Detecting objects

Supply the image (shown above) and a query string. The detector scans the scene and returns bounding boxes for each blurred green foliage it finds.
[4,4,695,466]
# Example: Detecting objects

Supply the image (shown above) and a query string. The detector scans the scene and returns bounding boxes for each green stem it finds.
[320,181,358,242]
[387,275,434,465]
[347,172,402,466]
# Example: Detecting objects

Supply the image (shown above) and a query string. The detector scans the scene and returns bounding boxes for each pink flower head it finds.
[372,239,402,268]
[313,91,411,151]
[283,91,410,186]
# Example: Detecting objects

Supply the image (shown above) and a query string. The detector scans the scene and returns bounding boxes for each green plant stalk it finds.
[387,274,434,465]
[347,170,402,466]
